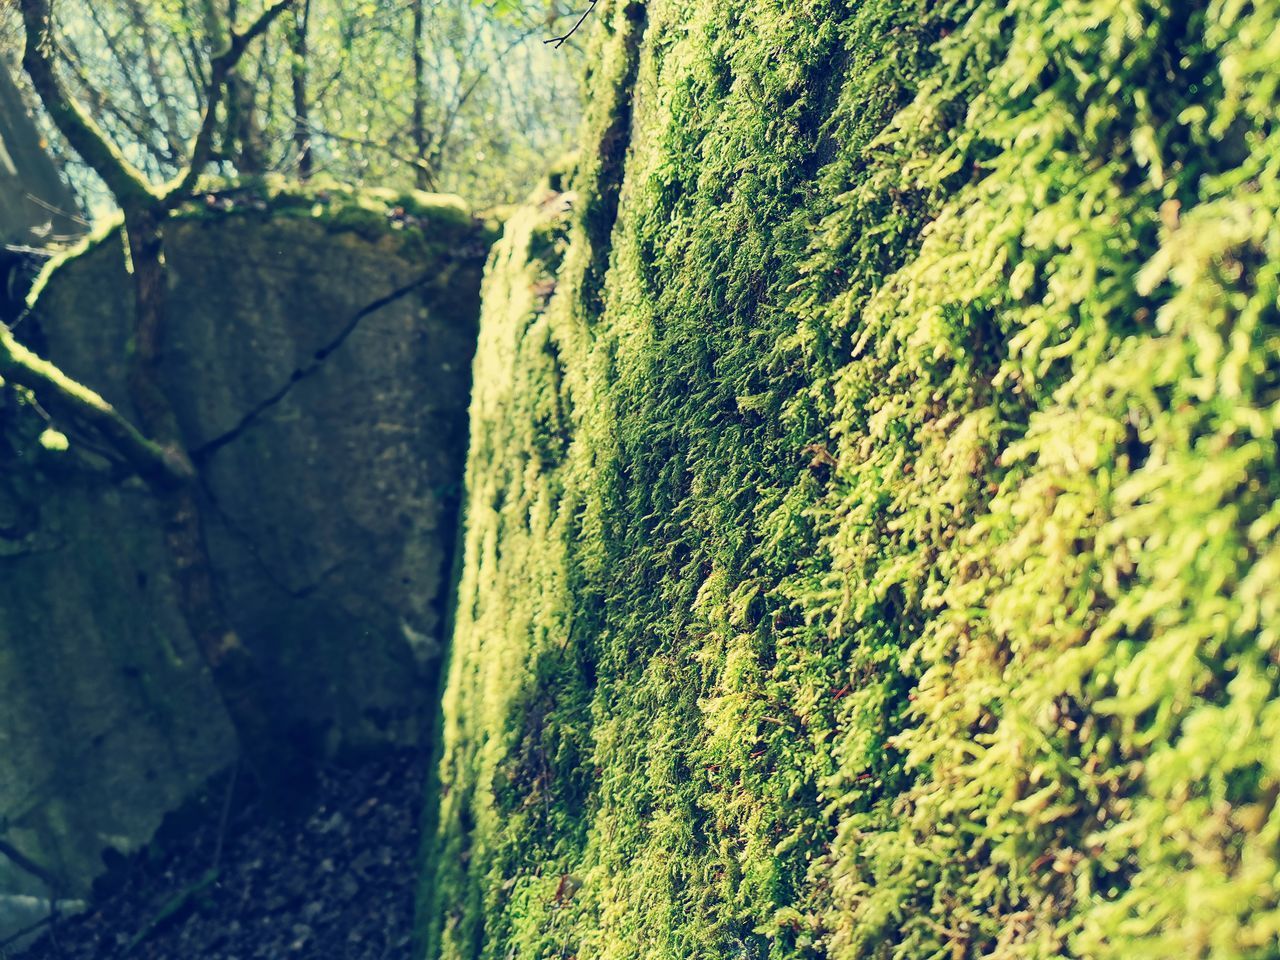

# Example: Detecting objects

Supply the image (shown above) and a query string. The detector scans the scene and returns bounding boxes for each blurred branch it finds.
[0,914,55,953]
[432,23,542,168]
[0,836,58,894]
[166,0,297,202]
[0,324,195,484]
[59,30,184,171]
[19,0,157,209]
[288,115,438,187]
[121,0,187,153]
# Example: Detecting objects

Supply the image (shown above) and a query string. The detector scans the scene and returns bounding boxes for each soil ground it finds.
[12,749,428,960]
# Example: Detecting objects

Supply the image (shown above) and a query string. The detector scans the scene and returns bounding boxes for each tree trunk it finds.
[224,0,266,173]
[290,0,312,179]
[122,0,186,161]
[411,0,429,190]
[124,211,309,804]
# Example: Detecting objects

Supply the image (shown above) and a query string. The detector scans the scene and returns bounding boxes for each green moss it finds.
[22,182,491,313]
[24,214,125,309]
[426,1,1280,958]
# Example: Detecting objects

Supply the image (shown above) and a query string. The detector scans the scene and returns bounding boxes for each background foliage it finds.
[0,0,583,210]
[426,0,1280,957]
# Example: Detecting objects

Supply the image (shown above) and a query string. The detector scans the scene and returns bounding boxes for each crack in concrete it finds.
[191,272,435,465]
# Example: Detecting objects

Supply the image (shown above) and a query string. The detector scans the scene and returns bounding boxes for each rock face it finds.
[0,190,488,922]
[0,58,82,329]
[0,59,80,247]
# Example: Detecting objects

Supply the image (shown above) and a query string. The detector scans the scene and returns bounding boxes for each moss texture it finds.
[425,1,1280,958]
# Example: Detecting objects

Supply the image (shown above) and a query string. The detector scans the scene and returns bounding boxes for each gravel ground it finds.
[14,750,429,960]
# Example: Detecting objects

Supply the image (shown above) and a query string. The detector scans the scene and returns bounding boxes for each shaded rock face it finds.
[0,470,237,931]
[0,198,487,919]
[0,60,80,247]
[0,59,83,325]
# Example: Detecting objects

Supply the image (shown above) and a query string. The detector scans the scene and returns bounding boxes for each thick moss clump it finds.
[425,2,1280,958]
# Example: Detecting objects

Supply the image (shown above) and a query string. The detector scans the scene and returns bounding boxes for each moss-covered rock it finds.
[424,2,1280,958]
[0,188,491,922]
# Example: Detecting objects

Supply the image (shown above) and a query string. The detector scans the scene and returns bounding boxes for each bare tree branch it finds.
[544,0,597,49]
[0,913,55,953]
[122,0,188,155]
[18,0,157,210]
[0,325,194,484]
[432,24,542,174]
[0,837,58,893]
[165,0,298,203]
[59,31,183,172]
[286,114,437,186]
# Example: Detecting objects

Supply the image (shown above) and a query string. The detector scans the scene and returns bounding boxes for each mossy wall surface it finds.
[425,2,1280,958]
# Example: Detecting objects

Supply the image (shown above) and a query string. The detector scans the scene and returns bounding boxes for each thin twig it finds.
[274,112,437,186]
[165,0,298,203]
[431,24,543,171]
[0,838,59,893]
[0,913,55,953]
[544,0,597,49]
[212,760,239,873]
[21,193,90,229]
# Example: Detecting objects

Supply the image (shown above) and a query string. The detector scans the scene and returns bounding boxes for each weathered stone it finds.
[0,466,238,909]
[0,58,83,328]
[0,190,487,925]
[0,57,81,248]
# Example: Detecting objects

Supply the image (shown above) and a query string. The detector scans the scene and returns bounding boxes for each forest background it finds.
[0,0,583,221]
